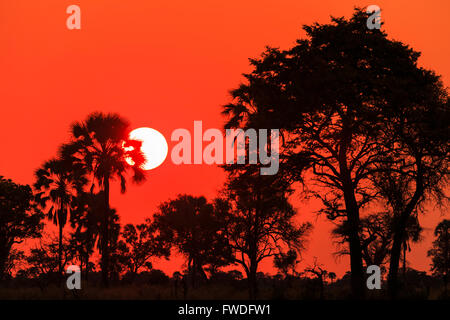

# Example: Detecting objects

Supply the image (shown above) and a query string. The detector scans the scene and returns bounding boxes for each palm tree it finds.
[69,191,104,282]
[60,112,146,286]
[34,158,86,280]
[401,215,423,279]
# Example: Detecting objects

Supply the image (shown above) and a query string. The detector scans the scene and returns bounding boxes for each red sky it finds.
[1,0,449,277]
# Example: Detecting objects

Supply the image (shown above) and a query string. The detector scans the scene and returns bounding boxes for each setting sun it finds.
[128,127,168,170]
[1,1,449,306]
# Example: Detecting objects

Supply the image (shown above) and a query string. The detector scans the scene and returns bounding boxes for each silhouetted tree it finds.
[428,219,450,294]
[371,94,449,297]
[304,258,328,300]
[104,208,122,282]
[34,158,86,280]
[24,234,73,286]
[0,176,43,280]
[172,271,183,298]
[400,216,423,279]
[60,112,146,286]
[222,9,449,297]
[333,212,423,276]
[221,166,311,299]
[210,270,244,283]
[274,249,299,279]
[1,249,25,280]
[116,222,170,281]
[328,272,337,283]
[358,213,393,268]
[145,269,170,285]
[153,195,232,287]
[69,191,106,281]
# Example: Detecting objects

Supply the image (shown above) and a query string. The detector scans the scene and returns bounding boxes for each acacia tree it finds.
[222,9,449,297]
[0,177,43,280]
[24,234,73,283]
[332,212,392,269]
[428,219,450,294]
[1,249,25,280]
[274,249,299,279]
[61,112,146,286]
[304,258,329,300]
[116,222,170,281]
[372,93,449,297]
[153,195,232,287]
[221,166,311,299]
[333,212,423,270]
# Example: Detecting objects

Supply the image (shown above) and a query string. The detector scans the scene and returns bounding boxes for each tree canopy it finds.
[0,176,43,279]
[222,9,449,297]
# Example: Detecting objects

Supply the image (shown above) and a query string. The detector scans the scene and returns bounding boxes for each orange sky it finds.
[1,0,449,277]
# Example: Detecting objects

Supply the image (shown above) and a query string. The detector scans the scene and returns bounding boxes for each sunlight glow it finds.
[127,127,168,170]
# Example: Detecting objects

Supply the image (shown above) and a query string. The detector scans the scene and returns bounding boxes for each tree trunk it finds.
[445,230,449,296]
[79,253,84,285]
[0,240,12,281]
[388,157,424,298]
[0,256,6,281]
[319,276,325,300]
[388,226,405,299]
[341,175,365,299]
[402,242,407,279]
[339,124,365,299]
[248,257,258,300]
[101,176,110,287]
[191,257,197,288]
[84,251,90,283]
[347,225,365,299]
[58,218,63,284]
[444,274,448,296]
[388,206,422,298]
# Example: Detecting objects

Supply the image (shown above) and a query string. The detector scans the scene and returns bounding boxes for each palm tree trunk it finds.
[101,176,110,287]
[0,241,13,281]
[79,253,84,282]
[58,209,63,285]
[402,242,407,279]
[85,251,90,284]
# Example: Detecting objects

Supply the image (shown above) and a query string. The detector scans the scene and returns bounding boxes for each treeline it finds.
[0,109,310,300]
[0,182,448,300]
[0,9,449,300]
